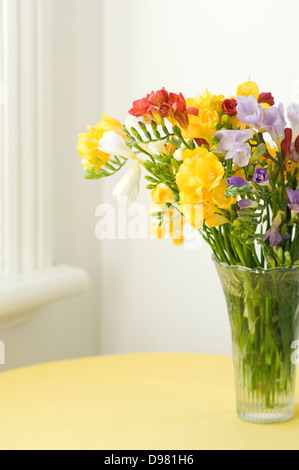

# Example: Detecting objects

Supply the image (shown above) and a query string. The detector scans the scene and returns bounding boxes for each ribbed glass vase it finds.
[214,258,299,424]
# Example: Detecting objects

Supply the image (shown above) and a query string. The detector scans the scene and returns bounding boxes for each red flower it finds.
[295,136,299,154]
[129,88,198,129]
[129,98,152,117]
[281,128,293,168]
[258,93,275,107]
[222,99,238,116]
[147,88,169,107]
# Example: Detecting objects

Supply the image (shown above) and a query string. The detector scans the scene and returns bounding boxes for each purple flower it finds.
[227,176,250,188]
[238,199,258,208]
[262,103,287,141]
[253,167,269,185]
[214,129,255,167]
[287,103,299,137]
[261,212,285,247]
[237,96,262,127]
[226,144,251,167]
[215,129,255,151]
[287,189,299,212]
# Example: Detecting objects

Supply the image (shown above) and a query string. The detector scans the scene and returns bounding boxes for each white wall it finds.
[0,0,103,370]
[99,0,299,356]
[2,0,299,368]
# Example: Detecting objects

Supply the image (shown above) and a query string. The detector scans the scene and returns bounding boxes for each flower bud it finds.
[222,114,231,126]
[267,256,276,268]
[233,220,242,227]
[152,111,165,127]
[214,122,223,131]
[131,127,143,142]
[285,251,292,268]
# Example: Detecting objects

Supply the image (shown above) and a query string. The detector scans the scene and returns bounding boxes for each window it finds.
[0,0,88,321]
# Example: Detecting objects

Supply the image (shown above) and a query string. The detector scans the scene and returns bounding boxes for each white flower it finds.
[100,131,136,160]
[125,115,145,131]
[113,162,141,202]
[148,141,166,155]
[287,103,299,137]
[173,148,183,161]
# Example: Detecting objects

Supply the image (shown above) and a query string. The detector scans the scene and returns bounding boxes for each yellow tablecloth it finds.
[0,353,298,450]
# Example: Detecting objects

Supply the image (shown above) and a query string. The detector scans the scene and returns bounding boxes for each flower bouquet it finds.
[78,81,299,423]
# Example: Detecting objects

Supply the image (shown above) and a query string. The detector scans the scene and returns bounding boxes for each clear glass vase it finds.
[214,258,299,424]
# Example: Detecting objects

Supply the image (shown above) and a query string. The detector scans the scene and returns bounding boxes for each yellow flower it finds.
[183,90,224,143]
[181,201,230,230]
[202,179,236,228]
[81,158,101,170]
[208,179,237,209]
[237,81,259,100]
[149,205,167,240]
[181,203,204,230]
[176,147,224,204]
[185,110,219,142]
[149,184,184,245]
[149,203,184,246]
[204,204,230,228]
[195,89,224,114]
[77,115,125,168]
[151,184,175,205]
[176,148,228,229]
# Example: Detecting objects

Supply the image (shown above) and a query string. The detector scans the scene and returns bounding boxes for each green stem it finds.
[211,228,230,264]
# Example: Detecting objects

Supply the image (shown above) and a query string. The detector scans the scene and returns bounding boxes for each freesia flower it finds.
[209,179,237,209]
[149,204,185,245]
[237,81,260,100]
[183,91,224,143]
[151,183,175,205]
[129,87,198,129]
[287,103,299,137]
[262,104,287,141]
[222,99,238,116]
[227,176,250,187]
[113,162,141,202]
[215,129,255,151]
[280,126,299,164]
[129,98,152,120]
[281,128,293,166]
[215,129,255,167]
[253,168,269,185]
[236,95,262,127]
[176,148,224,202]
[287,189,299,212]
[100,131,136,160]
[258,93,275,106]
[149,185,184,245]
[77,115,125,168]
[226,144,252,167]
[261,212,285,247]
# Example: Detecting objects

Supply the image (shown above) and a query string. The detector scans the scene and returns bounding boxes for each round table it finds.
[0,353,298,450]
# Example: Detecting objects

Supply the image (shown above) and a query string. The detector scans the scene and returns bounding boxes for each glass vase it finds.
[214,258,299,424]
